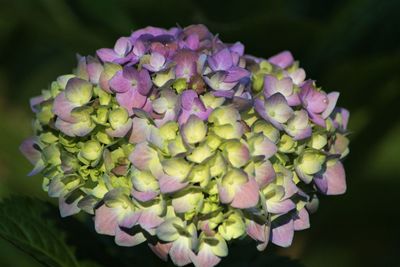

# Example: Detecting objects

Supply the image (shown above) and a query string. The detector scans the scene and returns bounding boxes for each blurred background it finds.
[0,0,399,266]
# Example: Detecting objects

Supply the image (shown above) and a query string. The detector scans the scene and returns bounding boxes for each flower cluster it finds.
[20,25,350,267]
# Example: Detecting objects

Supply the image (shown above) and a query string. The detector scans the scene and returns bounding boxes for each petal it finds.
[255,161,276,188]
[53,92,78,122]
[59,195,82,218]
[268,51,294,69]
[139,210,164,230]
[315,160,346,195]
[208,48,233,71]
[106,118,132,138]
[294,208,310,230]
[109,70,131,93]
[271,218,294,247]
[116,89,147,115]
[322,92,340,119]
[131,190,158,202]
[20,137,42,165]
[231,179,260,209]
[96,48,119,62]
[94,205,119,236]
[267,199,296,214]
[29,95,44,113]
[169,238,195,266]
[191,245,221,267]
[159,174,189,194]
[136,69,153,95]
[115,227,146,247]
[114,37,132,56]
[224,66,250,83]
[181,90,198,110]
[149,242,173,261]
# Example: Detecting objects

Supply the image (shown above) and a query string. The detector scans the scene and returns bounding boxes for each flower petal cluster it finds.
[21,24,350,267]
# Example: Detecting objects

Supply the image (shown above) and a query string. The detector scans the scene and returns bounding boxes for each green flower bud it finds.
[278,134,297,153]
[162,158,192,181]
[252,120,280,143]
[80,140,102,161]
[181,115,207,144]
[65,79,93,105]
[42,144,61,166]
[159,121,179,141]
[218,212,246,241]
[172,78,188,93]
[309,133,327,150]
[109,108,128,129]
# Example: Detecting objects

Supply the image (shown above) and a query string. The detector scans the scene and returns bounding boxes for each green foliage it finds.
[0,197,101,267]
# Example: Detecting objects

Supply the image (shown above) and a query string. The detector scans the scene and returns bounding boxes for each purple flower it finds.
[109,66,152,115]
[255,93,294,130]
[263,75,300,106]
[97,37,135,64]
[178,90,212,124]
[142,52,168,72]
[268,50,294,69]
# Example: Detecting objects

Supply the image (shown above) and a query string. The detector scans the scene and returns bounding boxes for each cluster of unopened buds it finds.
[21,24,349,267]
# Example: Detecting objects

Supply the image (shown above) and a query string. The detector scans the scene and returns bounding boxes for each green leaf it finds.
[0,197,99,267]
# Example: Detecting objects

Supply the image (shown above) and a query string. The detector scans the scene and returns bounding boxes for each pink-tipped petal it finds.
[294,208,310,231]
[159,174,188,194]
[231,179,260,209]
[115,227,146,247]
[149,242,173,262]
[271,219,294,247]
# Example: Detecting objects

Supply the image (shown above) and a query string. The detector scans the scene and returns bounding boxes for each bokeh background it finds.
[0,0,399,267]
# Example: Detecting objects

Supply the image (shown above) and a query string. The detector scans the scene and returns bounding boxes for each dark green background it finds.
[0,0,399,267]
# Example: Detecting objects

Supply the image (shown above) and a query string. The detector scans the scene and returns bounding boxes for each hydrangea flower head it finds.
[21,24,350,267]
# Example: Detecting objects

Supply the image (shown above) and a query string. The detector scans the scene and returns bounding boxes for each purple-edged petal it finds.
[190,246,221,267]
[315,160,346,195]
[116,89,147,115]
[138,210,163,230]
[264,75,293,97]
[159,174,189,194]
[131,189,158,202]
[20,137,42,165]
[109,70,131,93]
[300,81,328,114]
[59,195,82,218]
[204,72,237,91]
[96,48,119,62]
[224,66,250,83]
[208,48,233,71]
[231,179,260,209]
[106,119,132,138]
[255,94,293,130]
[149,242,173,261]
[322,92,340,119]
[294,208,310,230]
[114,37,133,56]
[30,95,45,113]
[255,161,276,188]
[53,92,78,122]
[284,110,312,140]
[181,90,198,110]
[271,219,294,247]
[143,52,167,72]
[246,221,270,251]
[174,50,198,80]
[268,51,294,69]
[94,205,119,236]
[169,238,195,266]
[115,227,146,247]
[267,199,296,214]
